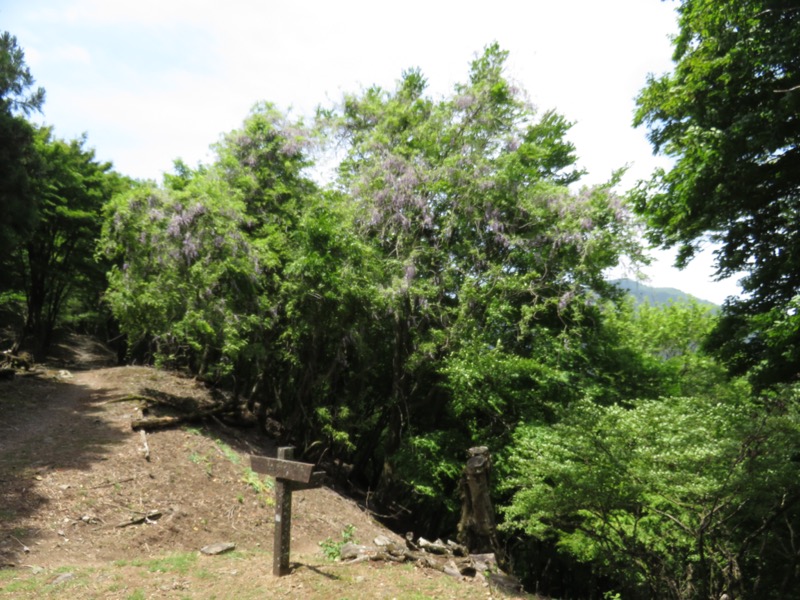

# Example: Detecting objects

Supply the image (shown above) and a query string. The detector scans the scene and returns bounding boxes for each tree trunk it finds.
[457,446,504,564]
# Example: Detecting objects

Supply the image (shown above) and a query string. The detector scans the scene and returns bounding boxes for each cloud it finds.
[51,44,92,65]
[28,0,214,26]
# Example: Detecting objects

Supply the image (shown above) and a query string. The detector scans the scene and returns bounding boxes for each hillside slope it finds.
[611,278,719,308]
[0,355,531,599]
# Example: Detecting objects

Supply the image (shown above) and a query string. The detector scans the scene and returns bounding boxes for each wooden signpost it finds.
[250,447,324,576]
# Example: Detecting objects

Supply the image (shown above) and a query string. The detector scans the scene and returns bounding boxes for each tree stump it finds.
[457,446,502,561]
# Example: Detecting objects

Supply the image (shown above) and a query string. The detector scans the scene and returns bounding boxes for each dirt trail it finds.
[1,365,396,567]
[0,341,530,598]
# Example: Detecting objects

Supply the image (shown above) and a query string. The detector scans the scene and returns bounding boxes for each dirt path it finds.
[1,365,394,566]
[0,357,530,598]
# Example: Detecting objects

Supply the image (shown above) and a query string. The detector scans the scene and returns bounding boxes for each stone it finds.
[50,572,75,586]
[200,542,235,555]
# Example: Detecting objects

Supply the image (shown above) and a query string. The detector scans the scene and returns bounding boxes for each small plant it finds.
[188,451,213,476]
[242,468,274,506]
[242,468,273,493]
[215,438,240,464]
[319,524,356,561]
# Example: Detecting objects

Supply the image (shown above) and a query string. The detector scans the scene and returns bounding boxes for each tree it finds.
[0,31,45,303]
[325,44,644,524]
[633,0,800,387]
[501,295,800,599]
[17,128,124,356]
[102,176,265,374]
[102,105,382,450]
[504,387,800,600]
[598,297,730,400]
[0,31,44,116]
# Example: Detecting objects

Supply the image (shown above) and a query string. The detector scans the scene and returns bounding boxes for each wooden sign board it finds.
[249,447,324,576]
[250,455,316,483]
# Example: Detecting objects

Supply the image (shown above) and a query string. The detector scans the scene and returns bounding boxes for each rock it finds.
[339,542,366,560]
[200,542,235,555]
[373,535,392,547]
[487,572,523,594]
[469,552,497,572]
[50,572,75,585]
[446,539,468,556]
[442,560,461,578]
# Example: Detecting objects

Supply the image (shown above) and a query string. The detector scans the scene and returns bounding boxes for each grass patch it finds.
[188,451,213,476]
[146,553,197,574]
[0,575,41,594]
[0,566,91,597]
[0,508,17,521]
[116,552,198,575]
[241,467,274,507]
[215,439,240,464]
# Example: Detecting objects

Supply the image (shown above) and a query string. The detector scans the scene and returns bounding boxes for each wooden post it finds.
[457,446,503,561]
[250,446,325,576]
[273,447,293,576]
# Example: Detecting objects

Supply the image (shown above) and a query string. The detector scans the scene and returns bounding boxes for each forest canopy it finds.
[2,5,800,597]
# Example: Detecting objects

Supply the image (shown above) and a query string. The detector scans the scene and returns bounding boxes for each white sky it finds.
[2,0,743,304]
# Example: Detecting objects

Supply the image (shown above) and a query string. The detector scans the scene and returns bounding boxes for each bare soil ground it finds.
[0,336,534,599]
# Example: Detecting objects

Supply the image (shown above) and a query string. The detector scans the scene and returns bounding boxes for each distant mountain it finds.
[610,278,719,308]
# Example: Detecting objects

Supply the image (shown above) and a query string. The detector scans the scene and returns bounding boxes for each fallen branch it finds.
[89,477,135,489]
[139,429,150,461]
[100,394,154,406]
[116,510,163,528]
[131,411,228,430]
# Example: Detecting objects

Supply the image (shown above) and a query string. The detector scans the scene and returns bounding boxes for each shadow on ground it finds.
[0,374,122,565]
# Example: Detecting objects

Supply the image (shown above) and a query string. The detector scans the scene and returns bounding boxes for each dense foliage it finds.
[101,49,645,528]
[504,300,800,598]
[0,32,43,304]
[634,0,800,388]
[4,13,800,598]
[321,45,646,514]
[1,33,124,356]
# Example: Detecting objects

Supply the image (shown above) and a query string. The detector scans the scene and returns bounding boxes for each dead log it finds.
[418,537,449,554]
[338,533,523,591]
[131,414,201,430]
[130,407,232,431]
